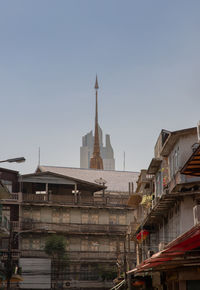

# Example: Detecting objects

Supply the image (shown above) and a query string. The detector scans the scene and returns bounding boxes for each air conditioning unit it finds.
[197,121,200,143]
[147,250,154,258]
[63,281,71,288]
[193,205,200,225]
[158,241,167,251]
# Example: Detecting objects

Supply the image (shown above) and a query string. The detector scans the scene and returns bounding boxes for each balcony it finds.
[168,171,200,193]
[1,192,21,203]
[0,249,20,260]
[139,170,153,184]
[22,193,129,208]
[21,249,134,262]
[21,221,128,235]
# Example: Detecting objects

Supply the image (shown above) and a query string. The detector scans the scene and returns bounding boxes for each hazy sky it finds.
[1,0,200,174]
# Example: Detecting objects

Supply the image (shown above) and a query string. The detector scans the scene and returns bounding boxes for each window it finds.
[22,239,30,250]
[170,147,179,178]
[32,210,40,221]
[156,172,162,197]
[119,215,126,225]
[40,239,45,250]
[23,209,31,220]
[62,211,70,223]
[90,241,99,251]
[109,214,117,224]
[81,240,88,251]
[52,210,60,223]
[65,241,70,251]
[109,241,116,252]
[1,180,12,193]
[32,239,40,250]
[1,239,9,249]
[81,213,89,224]
[91,214,98,224]
[80,264,89,280]
[119,241,124,252]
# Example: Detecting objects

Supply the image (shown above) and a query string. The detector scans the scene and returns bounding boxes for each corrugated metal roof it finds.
[37,166,139,193]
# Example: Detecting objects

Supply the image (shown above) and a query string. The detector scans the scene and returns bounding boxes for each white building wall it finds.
[157,195,195,247]
[179,196,195,234]
[168,133,197,181]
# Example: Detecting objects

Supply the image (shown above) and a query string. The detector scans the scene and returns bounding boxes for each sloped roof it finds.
[21,171,104,191]
[161,127,197,157]
[37,165,139,193]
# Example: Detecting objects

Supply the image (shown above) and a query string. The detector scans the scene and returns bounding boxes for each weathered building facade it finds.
[0,168,21,288]
[19,166,138,289]
[129,127,200,290]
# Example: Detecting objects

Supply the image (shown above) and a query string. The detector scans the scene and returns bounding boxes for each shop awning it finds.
[128,223,200,274]
[181,144,200,176]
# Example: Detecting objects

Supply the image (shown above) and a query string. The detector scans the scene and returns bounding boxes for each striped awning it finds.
[181,144,200,176]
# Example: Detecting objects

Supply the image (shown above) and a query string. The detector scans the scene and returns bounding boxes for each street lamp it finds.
[0,157,26,164]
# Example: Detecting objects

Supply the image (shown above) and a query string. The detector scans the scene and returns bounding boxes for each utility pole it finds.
[127,233,132,290]
[6,223,13,290]
[123,235,127,289]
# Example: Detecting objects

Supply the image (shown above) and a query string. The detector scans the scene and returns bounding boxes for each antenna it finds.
[123,151,125,171]
[38,147,40,166]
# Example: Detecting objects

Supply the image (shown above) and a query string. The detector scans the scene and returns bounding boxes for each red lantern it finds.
[136,230,149,243]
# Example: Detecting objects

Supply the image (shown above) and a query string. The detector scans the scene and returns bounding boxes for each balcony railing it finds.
[21,250,134,261]
[22,193,129,208]
[10,221,20,231]
[0,249,20,259]
[21,221,128,234]
[1,192,22,202]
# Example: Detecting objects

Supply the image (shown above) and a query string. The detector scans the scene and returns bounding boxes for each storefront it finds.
[128,223,200,290]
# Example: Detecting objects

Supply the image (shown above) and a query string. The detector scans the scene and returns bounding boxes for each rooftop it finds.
[37,165,139,193]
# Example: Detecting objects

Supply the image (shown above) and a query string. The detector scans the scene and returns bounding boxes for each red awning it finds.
[128,223,200,274]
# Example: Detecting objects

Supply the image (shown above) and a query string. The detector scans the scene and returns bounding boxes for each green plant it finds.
[45,235,67,260]
[97,264,117,281]
[45,235,68,288]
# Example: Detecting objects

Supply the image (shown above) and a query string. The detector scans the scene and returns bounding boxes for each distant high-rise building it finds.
[80,126,115,170]
[80,77,115,170]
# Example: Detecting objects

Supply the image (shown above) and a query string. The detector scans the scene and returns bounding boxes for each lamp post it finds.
[0,157,25,164]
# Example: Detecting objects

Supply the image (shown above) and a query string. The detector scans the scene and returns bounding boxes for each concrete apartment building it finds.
[18,166,139,289]
[128,127,200,290]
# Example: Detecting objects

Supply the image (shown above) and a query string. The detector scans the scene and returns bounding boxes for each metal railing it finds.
[22,193,129,208]
[21,249,134,261]
[21,221,128,234]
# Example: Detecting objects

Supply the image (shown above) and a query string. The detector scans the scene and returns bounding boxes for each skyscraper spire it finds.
[90,75,103,170]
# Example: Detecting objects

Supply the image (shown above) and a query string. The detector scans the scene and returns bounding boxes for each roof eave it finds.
[161,127,197,157]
